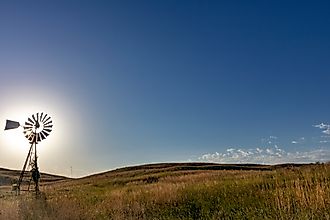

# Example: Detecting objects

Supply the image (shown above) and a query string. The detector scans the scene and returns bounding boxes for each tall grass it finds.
[2,164,330,219]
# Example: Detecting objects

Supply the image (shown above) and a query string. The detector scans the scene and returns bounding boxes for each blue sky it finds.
[0,1,329,177]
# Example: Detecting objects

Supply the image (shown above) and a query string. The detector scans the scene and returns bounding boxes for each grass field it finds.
[0,163,330,219]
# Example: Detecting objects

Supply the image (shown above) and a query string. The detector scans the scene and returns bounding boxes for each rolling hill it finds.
[0,162,328,219]
[0,167,69,189]
[0,162,308,187]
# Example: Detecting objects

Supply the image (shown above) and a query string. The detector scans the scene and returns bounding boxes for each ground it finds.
[0,163,329,219]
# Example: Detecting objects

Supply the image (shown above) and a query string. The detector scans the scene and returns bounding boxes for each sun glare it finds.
[0,110,32,157]
[0,83,84,175]
[2,129,29,153]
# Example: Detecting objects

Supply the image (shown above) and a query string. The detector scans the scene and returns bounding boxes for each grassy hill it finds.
[0,167,69,185]
[0,162,329,219]
[0,167,70,198]
[0,168,21,186]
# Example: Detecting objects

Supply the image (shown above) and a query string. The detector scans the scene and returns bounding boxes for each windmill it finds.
[4,113,53,195]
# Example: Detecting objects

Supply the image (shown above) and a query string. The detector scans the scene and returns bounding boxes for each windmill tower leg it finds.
[17,143,34,194]
[31,137,40,196]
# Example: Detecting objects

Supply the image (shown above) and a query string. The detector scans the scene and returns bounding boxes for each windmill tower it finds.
[4,113,53,195]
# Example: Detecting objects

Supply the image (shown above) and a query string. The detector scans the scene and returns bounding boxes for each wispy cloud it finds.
[314,123,330,135]
[199,124,330,164]
[324,130,330,135]
[314,123,329,129]
[199,146,330,164]
[291,137,305,145]
[261,136,278,145]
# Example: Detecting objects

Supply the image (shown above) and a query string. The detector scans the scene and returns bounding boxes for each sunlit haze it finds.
[0,1,330,177]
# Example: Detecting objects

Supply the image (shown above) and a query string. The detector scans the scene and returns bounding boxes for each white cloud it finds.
[199,146,330,164]
[314,123,330,130]
[314,123,330,135]
[261,136,279,145]
[320,140,330,143]
[323,129,330,135]
[291,137,305,145]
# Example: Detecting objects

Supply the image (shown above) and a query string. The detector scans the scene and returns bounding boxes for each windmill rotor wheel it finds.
[23,113,53,143]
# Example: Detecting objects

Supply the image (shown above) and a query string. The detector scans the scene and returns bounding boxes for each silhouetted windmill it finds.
[4,113,53,195]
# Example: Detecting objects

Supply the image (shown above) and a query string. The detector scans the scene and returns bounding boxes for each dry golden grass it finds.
[1,163,330,219]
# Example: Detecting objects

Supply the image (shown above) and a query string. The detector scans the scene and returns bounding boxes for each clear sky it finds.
[0,1,329,177]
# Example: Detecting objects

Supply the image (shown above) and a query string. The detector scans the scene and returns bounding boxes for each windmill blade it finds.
[4,120,20,130]
[42,129,50,135]
[40,132,46,140]
[43,116,51,124]
[28,117,35,125]
[42,113,48,122]
[23,127,33,131]
[37,134,42,142]
[43,128,52,133]
[44,120,53,126]
[40,113,44,122]
[41,131,50,138]
[32,114,37,123]
[25,121,34,127]
[24,125,33,129]
[36,113,40,122]
[44,125,53,129]
[24,127,33,132]
[42,132,49,139]
[41,131,50,137]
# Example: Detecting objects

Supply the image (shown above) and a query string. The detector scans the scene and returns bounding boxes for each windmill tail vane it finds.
[4,120,20,130]
[4,112,53,196]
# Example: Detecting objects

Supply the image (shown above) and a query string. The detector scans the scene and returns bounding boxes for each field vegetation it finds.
[0,163,330,219]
